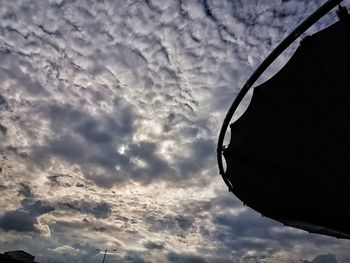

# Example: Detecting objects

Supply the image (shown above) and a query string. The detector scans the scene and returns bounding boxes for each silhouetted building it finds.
[0,250,37,263]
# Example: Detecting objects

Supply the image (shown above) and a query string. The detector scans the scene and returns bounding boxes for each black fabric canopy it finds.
[223,15,350,238]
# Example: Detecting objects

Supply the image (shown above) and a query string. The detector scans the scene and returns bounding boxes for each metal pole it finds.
[102,249,107,263]
[217,0,344,191]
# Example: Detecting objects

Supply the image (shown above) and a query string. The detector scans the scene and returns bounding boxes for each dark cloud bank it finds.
[0,199,54,233]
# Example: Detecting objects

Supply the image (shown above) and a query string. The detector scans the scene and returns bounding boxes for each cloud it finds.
[0,199,54,233]
[0,0,349,262]
[123,250,149,263]
[304,254,338,263]
[29,101,217,187]
[0,124,7,137]
[143,240,165,250]
[61,200,111,219]
[167,252,207,263]
[18,182,34,198]
[145,213,194,236]
[0,210,37,232]
[0,95,9,110]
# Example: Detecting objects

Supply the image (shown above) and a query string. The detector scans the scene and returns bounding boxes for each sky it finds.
[0,0,349,262]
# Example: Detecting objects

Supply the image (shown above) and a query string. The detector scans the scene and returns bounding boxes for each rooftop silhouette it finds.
[0,250,37,263]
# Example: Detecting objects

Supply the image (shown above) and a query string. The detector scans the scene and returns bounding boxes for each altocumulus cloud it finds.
[0,0,350,262]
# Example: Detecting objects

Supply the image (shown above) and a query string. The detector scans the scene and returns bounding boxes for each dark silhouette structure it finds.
[0,250,37,263]
[217,0,350,238]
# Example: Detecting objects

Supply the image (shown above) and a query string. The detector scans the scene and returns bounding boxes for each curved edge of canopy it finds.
[232,13,350,132]
[217,0,344,192]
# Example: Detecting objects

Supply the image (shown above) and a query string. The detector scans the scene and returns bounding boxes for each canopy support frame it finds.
[217,0,344,192]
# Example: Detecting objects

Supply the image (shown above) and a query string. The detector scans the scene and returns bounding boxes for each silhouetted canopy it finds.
[223,15,350,238]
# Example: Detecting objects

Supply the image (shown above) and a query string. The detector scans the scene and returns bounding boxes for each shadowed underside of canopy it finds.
[223,13,350,238]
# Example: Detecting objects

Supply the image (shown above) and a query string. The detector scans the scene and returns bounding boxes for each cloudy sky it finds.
[0,0,349,262]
